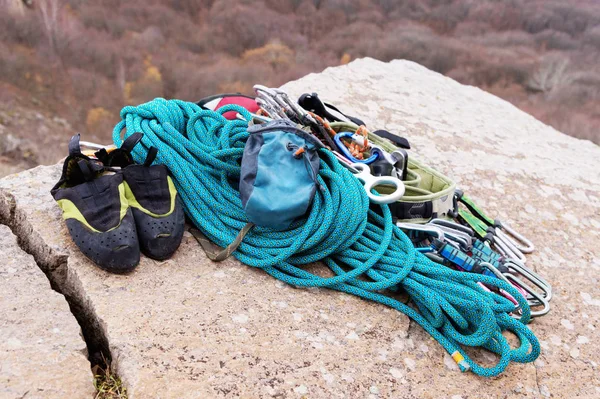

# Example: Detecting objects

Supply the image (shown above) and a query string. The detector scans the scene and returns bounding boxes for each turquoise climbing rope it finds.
[113,98,540,377]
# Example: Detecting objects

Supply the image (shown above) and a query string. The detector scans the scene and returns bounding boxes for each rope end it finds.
[451,351,471,372]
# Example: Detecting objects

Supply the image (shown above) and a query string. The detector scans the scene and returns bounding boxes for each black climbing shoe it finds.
[96,134,185,260]
[51,134,140,273]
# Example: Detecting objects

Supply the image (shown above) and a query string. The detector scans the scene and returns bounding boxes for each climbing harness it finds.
[339,121,457,224]
[113,98,541,377]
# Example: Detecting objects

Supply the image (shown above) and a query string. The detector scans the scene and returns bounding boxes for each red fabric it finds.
[216,96,259,120]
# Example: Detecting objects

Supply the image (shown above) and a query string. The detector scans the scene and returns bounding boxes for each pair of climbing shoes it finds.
[50,133,185,273]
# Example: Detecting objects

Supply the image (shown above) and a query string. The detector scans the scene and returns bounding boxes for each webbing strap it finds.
[191,222,254,262]
[121,132,144,153]
[77,159,93,182]
[458,208,489,238]
[372,129,410,149]
[298,92,366,126]
[459,194,495,226]
[144,147,158,167]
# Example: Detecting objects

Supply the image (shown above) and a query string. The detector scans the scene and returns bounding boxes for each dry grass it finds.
[92,361,127,399]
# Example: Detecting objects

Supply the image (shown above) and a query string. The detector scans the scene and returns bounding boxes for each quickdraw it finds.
[400,219,551,318]
[454,189,536,261]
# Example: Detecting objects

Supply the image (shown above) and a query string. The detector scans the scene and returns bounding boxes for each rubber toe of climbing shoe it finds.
[122,162,185,260]
[65,209,140,273]
[132,195,185,260]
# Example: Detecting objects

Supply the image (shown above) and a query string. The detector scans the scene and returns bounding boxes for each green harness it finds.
[330,122,456,223]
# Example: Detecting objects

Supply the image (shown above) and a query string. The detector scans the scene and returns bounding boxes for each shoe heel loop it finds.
[144,147,158,167]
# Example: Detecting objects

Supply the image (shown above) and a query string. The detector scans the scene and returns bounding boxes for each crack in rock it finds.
[533,361,542,396]
[0,188,115,371]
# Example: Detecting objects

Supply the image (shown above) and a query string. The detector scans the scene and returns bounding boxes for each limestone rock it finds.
[0,225,94,398]
[1,58,599,398]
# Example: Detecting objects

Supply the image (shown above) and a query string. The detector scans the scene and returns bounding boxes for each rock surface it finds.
[0,225,94,398]
[1,58,599,398]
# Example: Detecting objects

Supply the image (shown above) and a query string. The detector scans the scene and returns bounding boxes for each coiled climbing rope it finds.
[113,98,540,377]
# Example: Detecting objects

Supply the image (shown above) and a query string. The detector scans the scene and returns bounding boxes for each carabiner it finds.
[456,193,535,255]
[255,97,283,120]
[254,86,288,119]
[503,260,552,302]
[503,273,551,318]
[397,222,446,242]
[496,220,535,254]
[429,218,474,236]
[272,88,316,124]
[479,262,522,315]
[334,132,379,164]
[427,219,473,251]
[492,227,527,264]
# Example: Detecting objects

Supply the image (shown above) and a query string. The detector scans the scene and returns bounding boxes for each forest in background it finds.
[1,0,600,173]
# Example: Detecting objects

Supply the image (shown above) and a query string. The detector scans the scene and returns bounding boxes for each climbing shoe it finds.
[51,134,140,273]
[96,133,185,260]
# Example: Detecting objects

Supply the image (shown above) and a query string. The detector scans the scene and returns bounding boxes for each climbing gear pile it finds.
[51,78,551,377]
[108,93,544,378]
[51,133,184,273]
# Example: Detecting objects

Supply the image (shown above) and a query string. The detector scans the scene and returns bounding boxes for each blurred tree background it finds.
[1,0,599,173]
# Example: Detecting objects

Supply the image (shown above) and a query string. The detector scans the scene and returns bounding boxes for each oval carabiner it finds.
[504,274,551,318]
[334,132,379,164]
[504,260,552,302]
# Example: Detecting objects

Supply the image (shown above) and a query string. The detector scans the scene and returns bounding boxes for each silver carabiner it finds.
[396,222,446,242]
[480,262,521,315]
[503,273,551,318]
[493,229,527,264]
[498,220,535,254]
[255,97,283,120]
[427,219,473,251]
[79,141,112,150]
[271,88,306,117]
[429,218,475,236]
[254,85,288,119]
[504,259,552,302]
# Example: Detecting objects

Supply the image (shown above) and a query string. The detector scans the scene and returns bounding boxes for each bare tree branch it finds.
[526,54,573,93]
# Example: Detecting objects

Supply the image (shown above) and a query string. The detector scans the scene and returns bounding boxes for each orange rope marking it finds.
[308,112,337,138]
